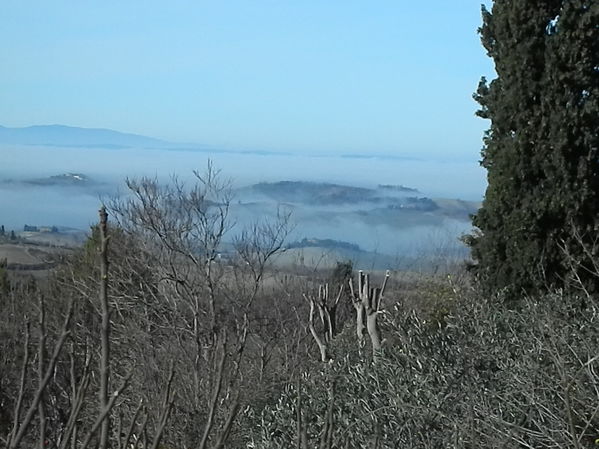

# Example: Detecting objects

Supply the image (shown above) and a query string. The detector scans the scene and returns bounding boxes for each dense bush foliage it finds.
[249,287,599,448]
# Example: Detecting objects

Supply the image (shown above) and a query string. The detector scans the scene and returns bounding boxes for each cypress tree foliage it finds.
[469,0,599,295]
[0,258,9,296]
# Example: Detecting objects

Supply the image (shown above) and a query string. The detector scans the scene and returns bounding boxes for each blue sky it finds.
[0,1,494,158]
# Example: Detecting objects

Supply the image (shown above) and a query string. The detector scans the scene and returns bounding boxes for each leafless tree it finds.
[104,163,291,447]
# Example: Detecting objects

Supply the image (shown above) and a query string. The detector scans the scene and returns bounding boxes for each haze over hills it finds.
[0,123,485,267]
[0,174,477,270]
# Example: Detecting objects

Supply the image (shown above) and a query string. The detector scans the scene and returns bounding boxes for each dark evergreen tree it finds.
[0,225,4,237]
[0,258,8,297]
[469,0,599,295]
[330,260,353,287]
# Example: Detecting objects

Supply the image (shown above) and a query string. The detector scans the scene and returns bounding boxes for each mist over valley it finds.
[1,124,484,268]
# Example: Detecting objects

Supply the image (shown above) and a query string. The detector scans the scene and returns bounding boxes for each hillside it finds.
[238,180,479,223]
[249,181,376,205]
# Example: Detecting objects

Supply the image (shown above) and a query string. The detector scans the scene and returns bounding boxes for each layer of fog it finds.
[2,144,485,197]
[1,144,486,257]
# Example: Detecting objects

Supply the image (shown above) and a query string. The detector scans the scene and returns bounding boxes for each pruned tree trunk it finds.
[98,206,111,449]
[349,271,390,357]
[304,284,343,362]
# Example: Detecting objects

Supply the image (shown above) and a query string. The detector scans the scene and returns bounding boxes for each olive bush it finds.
[247,285,599,449]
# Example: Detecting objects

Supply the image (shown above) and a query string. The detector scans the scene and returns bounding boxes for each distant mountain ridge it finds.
[0,124,425,161]
[0,124,178,149]
[0,124,440,166]
[0,124,292,156]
